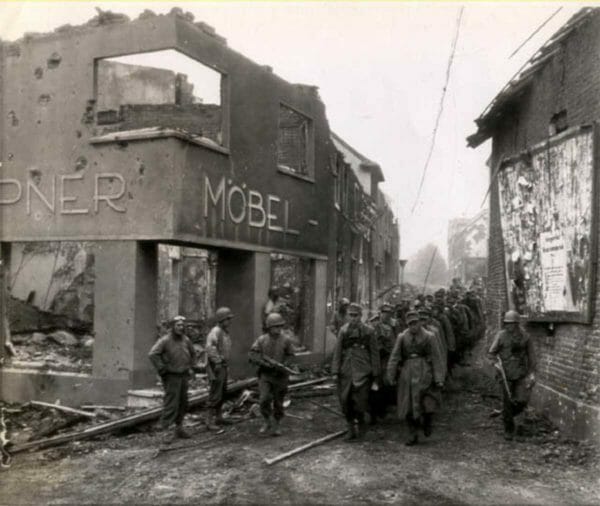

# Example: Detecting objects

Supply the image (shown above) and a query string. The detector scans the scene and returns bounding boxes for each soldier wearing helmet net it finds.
[248,312,296,436]
[204,307,235,430]
[488,309,537,440]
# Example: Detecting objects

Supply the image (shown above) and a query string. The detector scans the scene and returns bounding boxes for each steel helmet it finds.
[215,307,234,322]
[503,310,520,323]
[265,312,285,329]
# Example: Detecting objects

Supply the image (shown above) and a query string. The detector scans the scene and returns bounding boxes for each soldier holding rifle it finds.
[249,312,296,436]
[488,310,537,440]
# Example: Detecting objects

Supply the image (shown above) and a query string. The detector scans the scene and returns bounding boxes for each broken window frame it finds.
[276,102,315,182]
[92,48,230,154]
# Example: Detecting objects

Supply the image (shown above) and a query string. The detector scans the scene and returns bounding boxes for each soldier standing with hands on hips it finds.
[149,316,196,440]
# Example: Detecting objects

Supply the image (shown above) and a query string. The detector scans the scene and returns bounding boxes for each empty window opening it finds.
[277,104,314,178]
[96,49,225,146]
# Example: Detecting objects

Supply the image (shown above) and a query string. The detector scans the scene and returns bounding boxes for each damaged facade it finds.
[0,11,399,404]
[468,8,600,440]
[447,208,488,285]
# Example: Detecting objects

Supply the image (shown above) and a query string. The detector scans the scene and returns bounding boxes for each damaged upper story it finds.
[0,8,334,258]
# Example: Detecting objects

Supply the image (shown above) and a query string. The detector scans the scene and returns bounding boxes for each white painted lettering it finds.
[94,173,126,213]
[267,194,283,232]
[248,190,266,228]
[60,173,89,215]
[227,185,246,224]
[204,175,225,220]
[27,178,55,215]
[0,179,22,205]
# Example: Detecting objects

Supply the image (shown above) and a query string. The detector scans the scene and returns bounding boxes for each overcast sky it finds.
[0,2,586,260]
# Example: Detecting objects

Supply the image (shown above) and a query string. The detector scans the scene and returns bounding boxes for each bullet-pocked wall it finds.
[0,11,333,402]
[474,9,600,441]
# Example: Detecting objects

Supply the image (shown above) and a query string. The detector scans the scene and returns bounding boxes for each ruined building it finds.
[447,208,488,286]
[468,8,600,440]
[0,10,399,404]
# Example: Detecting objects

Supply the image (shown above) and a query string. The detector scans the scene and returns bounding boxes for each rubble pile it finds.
[9,330,93,374]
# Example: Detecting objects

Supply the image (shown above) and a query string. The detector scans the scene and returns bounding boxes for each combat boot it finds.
[356,418,367,441]
[270,419,282,437]
[344,422,357,442]
[205,410,220,431]
[259,417,272,435]
[175,425,192,439]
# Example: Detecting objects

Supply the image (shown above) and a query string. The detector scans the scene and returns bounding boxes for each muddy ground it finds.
[1,366,599,505]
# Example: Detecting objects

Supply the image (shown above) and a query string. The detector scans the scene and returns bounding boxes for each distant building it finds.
[468,8,600,441]
[447,209,488,286]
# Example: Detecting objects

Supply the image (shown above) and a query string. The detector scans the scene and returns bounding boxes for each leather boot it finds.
[270,418,282,437]
[175,425,192,439]
[356,417,367,440]
[205,410,220,431]
[344,422,357,442]
[259,417,272,435]
[423,414,433,437]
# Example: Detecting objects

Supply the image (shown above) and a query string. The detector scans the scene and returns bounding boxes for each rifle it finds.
[494,357,513,403]
[250,351,298,375]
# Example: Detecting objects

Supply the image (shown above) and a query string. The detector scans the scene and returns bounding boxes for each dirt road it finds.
[2,367,598,505]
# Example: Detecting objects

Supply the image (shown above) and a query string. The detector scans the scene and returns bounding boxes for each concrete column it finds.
[216,249,270,378]
[310,259,328,354]
[93,241,157,388]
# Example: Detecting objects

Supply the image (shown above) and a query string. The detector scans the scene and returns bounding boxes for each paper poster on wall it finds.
[539,232,575,312]
[498,126,596,322]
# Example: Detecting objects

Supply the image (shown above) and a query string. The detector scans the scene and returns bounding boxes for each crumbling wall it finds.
[487,11,600,440]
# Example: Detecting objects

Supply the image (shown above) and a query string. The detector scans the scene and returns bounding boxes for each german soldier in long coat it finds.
[369,303,396,422]
[488,310,536,440]
[387,311,445,445]
[332,303,380,441]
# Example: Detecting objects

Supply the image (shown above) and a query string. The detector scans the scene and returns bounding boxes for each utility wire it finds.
[410,6,464,214]
[508,7,563,59]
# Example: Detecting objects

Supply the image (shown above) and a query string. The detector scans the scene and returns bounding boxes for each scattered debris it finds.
[264,429,347,466]
[0,409,12,469]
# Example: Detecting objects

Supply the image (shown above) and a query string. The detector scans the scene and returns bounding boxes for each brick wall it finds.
[486,11,600,440]
[114,103,222,144]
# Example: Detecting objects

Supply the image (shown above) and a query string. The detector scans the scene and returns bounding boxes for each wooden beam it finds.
[264,430,347,466]
[30,401,96,419]
[12,377,258,454]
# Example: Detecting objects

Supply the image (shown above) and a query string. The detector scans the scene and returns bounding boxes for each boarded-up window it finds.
[277,104,313,177]
[498,125,596,322]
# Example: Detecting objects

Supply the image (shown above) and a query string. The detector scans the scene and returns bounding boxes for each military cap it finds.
[172,315,186,323]
[406,311,420,324]
[418,309,431,319]
[380,303,393,313]
[348,302,362,315]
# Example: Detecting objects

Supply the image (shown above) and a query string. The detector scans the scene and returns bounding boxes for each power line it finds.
[508,7,563,59]
[410,6,464,215]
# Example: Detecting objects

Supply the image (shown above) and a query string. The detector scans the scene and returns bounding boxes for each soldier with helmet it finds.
[332,302,380,441]
[149,315,197,440]
[369,303,396,422]
[248,312,296,436]
[488,309,537,440]
[204,307,234,430]
[330,297,351,336]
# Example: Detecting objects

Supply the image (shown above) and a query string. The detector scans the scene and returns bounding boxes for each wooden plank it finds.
[30,401,96,419]
[81,405,126,412]
[12,377,258,454]
[264,430,347,466]
[287,377,331,391]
